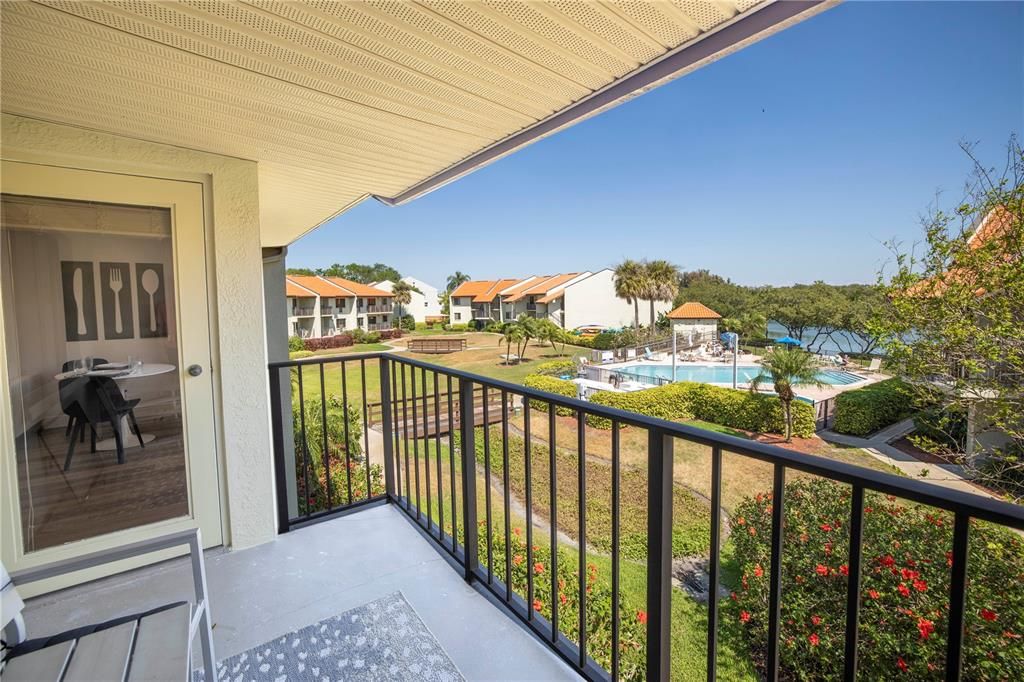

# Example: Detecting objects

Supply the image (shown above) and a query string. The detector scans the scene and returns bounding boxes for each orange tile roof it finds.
[667,302,721,319]
[321,276,393,297]
[507,273,580,302]
[286,279,316,298]
[288,275,353,297]
[477,278,522,302]
[450,280,496,298]
[497,277,540,299]
[536,290,564,304]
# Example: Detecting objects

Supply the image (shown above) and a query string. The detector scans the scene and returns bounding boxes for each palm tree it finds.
[614,259,645,333]
[391,280,413,326]
[502,322,524,365]
[446,271,470,293]
[750,348,825,442]
[644,260,679,337]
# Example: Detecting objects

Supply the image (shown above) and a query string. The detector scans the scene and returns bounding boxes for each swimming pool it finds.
[613,364,864,386]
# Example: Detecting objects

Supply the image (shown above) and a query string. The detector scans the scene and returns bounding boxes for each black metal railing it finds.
[268,352,1024,682]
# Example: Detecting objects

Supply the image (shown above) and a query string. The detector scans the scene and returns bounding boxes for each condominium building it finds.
[286,275,393,338]
[371,276,442,324]
[448,269,673,330]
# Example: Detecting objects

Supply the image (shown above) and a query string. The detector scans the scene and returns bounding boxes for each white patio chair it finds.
[866,357,882,372]
[2,529,215,682]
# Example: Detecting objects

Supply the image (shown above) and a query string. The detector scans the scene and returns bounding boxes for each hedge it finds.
[522,374,577,416]
[288,350,314,360]
[303,333,354,351]
[729,478,1024,680]
[532,359,576,377]
[831,379,916,437]
[378,328,403,340]
[585,381,815,437]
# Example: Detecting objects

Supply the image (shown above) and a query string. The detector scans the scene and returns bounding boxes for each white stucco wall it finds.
[672,319,719,343]
[561,269,672,330]
[449,296,474,325]
[1,114,276,550]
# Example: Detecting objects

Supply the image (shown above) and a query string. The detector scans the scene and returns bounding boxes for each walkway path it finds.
[820,419,998,499]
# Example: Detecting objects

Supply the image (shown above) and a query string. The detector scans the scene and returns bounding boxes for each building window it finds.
[369,316,376,324]
[357,317,364,327]
[339,318,346,329]
[454,312,461,321]
[336,297,344,308]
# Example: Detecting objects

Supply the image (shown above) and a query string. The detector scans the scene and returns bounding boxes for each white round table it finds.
[86,363,176,452]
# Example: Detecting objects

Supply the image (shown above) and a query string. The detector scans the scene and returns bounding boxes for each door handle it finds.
[187,364,203,377]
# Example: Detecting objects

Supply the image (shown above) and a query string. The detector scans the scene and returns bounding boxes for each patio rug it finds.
[195,591,464,681]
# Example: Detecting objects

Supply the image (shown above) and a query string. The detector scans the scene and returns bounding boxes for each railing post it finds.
[378,358,396,501]
[268,366,290,534]
[646,428,673,679]
[459,377,479,582]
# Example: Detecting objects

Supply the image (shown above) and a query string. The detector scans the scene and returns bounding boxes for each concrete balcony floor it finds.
[21,504,578,680]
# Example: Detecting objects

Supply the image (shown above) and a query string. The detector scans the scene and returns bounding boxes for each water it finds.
[765,321,880,355]
[615,363,864,386]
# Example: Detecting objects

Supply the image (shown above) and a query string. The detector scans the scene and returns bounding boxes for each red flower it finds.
[898,584,911,598]
[839,564,849,576]
[533,562,544,575]
[897,657,908,672]
[748,527,757,536]
[945,550,954,567]
[867,589,880,600]
[736,516,745,525]
[880,555,896,568]
[815,564,829,576]
[533,599,543,612]
[739,610,751,623]
[1003,630,1022,639]
[730,592,738,601]
[559,593,568,605]
[637,610,648,624]
[980,608,998,622]
[917,617,935,640]
[913,578,928,593]
[754,564,764,578]
[901,568,919,581]
[811,615,822,626]
[820,523,833,532]
[513,527,521,537]
[808,633,820,646]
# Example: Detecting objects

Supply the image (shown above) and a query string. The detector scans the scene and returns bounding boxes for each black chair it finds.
[61,358,107,440]
[58,363,144,471]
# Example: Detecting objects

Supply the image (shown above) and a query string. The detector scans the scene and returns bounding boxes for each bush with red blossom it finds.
[728,478,1024,679]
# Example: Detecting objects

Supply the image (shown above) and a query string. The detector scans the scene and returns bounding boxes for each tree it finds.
[391,280,414,325]
[870,138,1023,493]
[643,260,679,336]
[614,259,645,332]
[516,314,540,360]
[446,271,471,293]
[534,318,567,355]
[502,323,524,365]
[286,267,316,276]
[750,348,825,441]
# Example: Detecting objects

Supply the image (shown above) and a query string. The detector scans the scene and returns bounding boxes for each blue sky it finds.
[287,1,1023,288]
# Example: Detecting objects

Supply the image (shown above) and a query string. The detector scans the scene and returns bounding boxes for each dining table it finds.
[85,363,176,452]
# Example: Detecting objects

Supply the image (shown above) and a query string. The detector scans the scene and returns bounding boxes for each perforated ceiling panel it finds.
[0,0,827,245]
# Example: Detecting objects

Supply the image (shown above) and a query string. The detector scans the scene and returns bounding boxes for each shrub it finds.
[569,335,594,348]
[483,321,505,334]
[591,331,617,350]
[832,379,917,437]
[532,359,576,377]
[292,394,384,514]
[728,478,1024,680]
[400,314,415,331]
[446,323,469,332]
[913,408,967,451]
[288,350,314,360]
[587,382,815,437]
[523,375,577,415]
[364,331,381,344]
[302,333,354,351]
[378,328,402,340]
[288,335,305,352]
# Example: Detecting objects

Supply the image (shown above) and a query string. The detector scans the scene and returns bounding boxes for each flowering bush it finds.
[378,328,403,340]
[303,333,355,351]
[728,478,1024,679]
[483,519,647,680]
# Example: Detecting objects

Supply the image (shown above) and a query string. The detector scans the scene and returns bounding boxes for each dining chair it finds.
[61,359,107,441]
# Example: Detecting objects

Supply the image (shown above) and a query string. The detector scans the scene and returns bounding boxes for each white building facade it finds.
[373,277,442,324]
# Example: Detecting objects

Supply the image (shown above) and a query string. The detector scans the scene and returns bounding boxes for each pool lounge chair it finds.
[866,357,882,373]
[643,347,655,361]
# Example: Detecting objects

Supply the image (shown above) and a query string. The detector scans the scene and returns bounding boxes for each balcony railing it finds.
[268,353,1024,681]
[366,304,392,313]
[291,307,315,316]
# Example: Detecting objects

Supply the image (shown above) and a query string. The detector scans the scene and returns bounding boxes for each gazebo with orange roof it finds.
[666,302,722,346]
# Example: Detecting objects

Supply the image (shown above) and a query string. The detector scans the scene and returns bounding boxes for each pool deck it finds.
[595,353,887,402]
